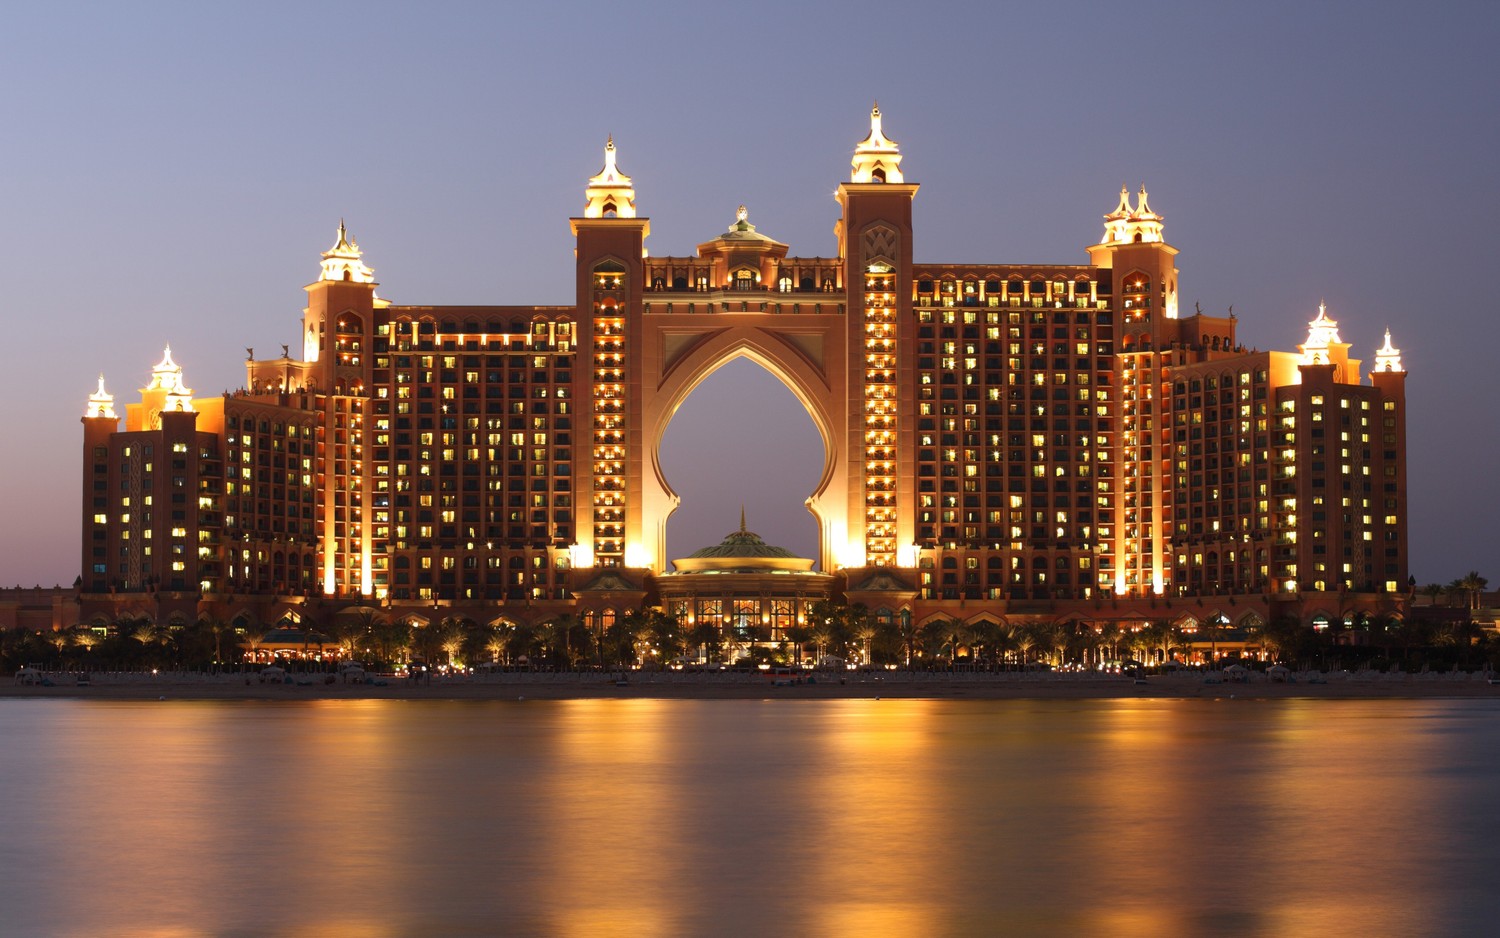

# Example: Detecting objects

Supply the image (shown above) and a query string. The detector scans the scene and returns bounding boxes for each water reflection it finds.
[1,699,1497,937]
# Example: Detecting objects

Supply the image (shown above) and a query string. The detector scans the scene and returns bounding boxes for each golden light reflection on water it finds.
[2,698,1497,937]
[531,699,689,937]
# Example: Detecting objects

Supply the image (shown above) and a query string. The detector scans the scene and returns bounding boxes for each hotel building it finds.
[79,108,1409,637]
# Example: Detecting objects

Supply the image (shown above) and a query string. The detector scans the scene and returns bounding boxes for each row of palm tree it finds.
[6,591,1497,673]
[1415,571,1490,610]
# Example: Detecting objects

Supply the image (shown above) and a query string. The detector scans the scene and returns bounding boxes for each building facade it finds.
[79,108,1410,636]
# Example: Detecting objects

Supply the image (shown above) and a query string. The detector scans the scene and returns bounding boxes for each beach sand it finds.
[5,670,1498,701]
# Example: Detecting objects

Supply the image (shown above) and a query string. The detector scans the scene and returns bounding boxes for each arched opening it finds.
[658,358,825,569]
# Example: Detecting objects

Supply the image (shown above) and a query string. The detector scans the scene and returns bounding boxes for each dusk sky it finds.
[1,1,1495,587]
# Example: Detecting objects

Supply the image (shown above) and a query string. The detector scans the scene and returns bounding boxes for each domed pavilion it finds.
[655,512,836,657]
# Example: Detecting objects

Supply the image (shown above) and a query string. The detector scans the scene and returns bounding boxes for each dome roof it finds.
[718,206,780,243]
[685,528,798,560]
[669,513,815,574]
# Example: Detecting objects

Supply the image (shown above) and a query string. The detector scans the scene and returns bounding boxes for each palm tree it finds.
[784,624,812,668]
[896,615,921,668]
[371,617,413,667]
[72,627,100,660]
[328,608,383,663]
[504,620,540,667]
[636,608,684,669]
[1029,622,1063,667]
[601,616,637,669]
[968,619,1001,670]
[1014,626,1037,668]
[540,616,576,668]
[132,620,164,648]
[1242,616,1277,663]
[482,624,507,668]
[807,600,854,663]
[688,621,718,665]
[993,623,1020,670]
[1097,622,1124,667]
[459,620,498,670]
[848,620,875,666]
[1459,571,1489,611]
[936,615,972,666]
[439,617,468,668]
[409,619,447,667]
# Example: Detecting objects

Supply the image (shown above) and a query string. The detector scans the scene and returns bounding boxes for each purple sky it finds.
[1,2,1495,588]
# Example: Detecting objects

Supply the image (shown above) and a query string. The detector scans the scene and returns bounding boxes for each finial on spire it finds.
[85,374,116,419]
[145,345,195,412]
[1374,328,1405,373]
[740,505,747,534]
[1136,184,1155,217]
[1298,301,1344,366]
[1100,183,1165,244]
[851,104,903,183]
[319,220,375,283]
[584,135,637,218]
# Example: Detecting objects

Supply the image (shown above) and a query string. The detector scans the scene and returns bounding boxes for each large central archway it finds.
[657,358,824,565]
[641,320,851,573]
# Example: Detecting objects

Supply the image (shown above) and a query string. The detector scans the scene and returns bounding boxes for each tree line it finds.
[6,592,1497,674]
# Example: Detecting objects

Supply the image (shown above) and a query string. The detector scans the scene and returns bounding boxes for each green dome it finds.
[669,514,816,574]
[685,528,798,560]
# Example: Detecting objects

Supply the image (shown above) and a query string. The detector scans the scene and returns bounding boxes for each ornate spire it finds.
[146,346,195,413]
[851,103,904,184]
[740,505,747,534]
[1135,185,1158,219]
[84,374,116,420]
[1373,329,1405,373]
[1101,184,1132,243]
[583,135,637,218]
[1298,302,1344,365]
[1127,185,1162,243]
[318,220,375,283]
[1099,184,1165,245]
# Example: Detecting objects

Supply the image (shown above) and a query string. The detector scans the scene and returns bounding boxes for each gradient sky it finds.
[1,1,1495,588]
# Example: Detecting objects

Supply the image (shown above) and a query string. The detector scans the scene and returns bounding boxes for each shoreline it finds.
[5,671,1498,701]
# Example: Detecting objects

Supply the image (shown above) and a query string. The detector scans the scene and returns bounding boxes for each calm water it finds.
[2,698,1498,938]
